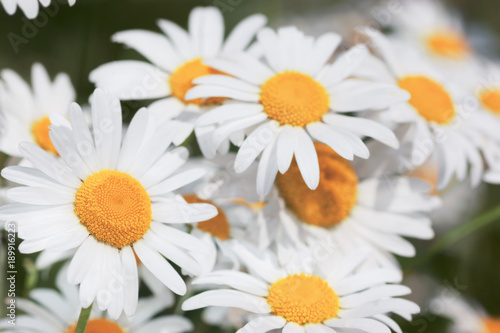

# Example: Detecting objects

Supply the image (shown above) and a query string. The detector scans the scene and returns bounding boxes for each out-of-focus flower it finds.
[0,63,75,157]
[187,26,406,195]
[267,142,437,269]
[183,245,419,333]
[430,291,500,333]
[0,266,192,333]
[1,0,75,19]
[0,89,218,319]
[90,6,267,154]
[357,28,484,190]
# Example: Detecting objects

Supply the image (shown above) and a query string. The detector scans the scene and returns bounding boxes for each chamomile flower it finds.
[0,63,75,157]
[390,0,472,63]
[0,266,192,333]
[0,89,218,319]
[430,291,500,333]
[182,244,420,333]
[1,0,75,19]
[185,26,408,195]
[177,155,272,274]
[270,142,438,269]
[89,6,267,153]
[357,28,484,190]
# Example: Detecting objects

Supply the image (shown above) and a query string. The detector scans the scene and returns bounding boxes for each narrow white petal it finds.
[182,289,271,313]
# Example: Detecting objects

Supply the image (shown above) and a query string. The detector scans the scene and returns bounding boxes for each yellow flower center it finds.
[426,31,469,59]
[169,58,227,106]
[74,170,152,248]
[31,116,58,155]
[484,318,500,333]
[398,76,455,124]
[260,71,330,127]
[479,89,500,114]
[276,143,358,227]
[183,194,230,240]
[267,273,339,325]
[65,318,125,333]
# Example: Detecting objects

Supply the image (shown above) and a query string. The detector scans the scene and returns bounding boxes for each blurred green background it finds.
[1,0,500,332]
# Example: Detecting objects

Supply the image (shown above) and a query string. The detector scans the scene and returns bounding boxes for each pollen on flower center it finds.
[74,170,152,248]
[260,71,330,127]
[426,31,469,59]
[398,75,455,124]
[169,58,227,106]
[65,318,125,333]
[276,143,358,227]
[183,194,229,240]
[479,89,500,114]
[484,318,500,333]
[267,273,339,325]
[31,116,58,155]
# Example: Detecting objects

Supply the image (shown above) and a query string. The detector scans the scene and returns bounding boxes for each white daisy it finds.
[0,266,192,333]
[89,6,267,153]
[185,26,408,195]
[0,88,218,319]
[430,291,500,333]
[0,63,75,157]
[180,156,270,275]
[1,0,76,19]
[266,142,438,269]
[182,244,420,333]
[356,27,484,190]
[389,0,472,63]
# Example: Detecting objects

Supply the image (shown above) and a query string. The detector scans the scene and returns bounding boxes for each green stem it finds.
[75,303,93,333]
[409,205,500,269]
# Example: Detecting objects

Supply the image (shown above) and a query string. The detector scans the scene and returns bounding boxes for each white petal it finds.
[237,316,287,333]
[152,202,217,223]
[147,168,206,195]
[293,127,319,189]
[318,45,369,88]
[185,85,259,102]
[223,14,267,53]
[325,318,390,333]
[182,289,271,313]
[196,103,263,127]
[306,122,353,160]
[193,270,269,296]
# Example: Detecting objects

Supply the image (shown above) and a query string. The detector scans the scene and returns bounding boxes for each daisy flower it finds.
[0,266,192,333]
[1,0,76,19]
[269,142,438,269]
[390,0,472,63]
[430,290,500,333]
[89,6,267,153]
[182,244,420,333]
[0,88,218,319]
[185,26,408,195]
[357,27,484,190]
[0,63,75,157]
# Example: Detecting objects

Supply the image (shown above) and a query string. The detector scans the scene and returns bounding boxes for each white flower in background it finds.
[186,26,407,195]
[90,6,267,153]
[430,291,500,333]
[357,28,484,190]
[0,89,218,319]
[0,266,192,333]
[183,245,420,333]
[179,156,271,275]
[0,63,75,157]
[267,142,438,269]
[390,0,472,63]
[1,0,76,19]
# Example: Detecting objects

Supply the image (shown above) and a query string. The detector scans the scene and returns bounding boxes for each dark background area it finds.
[1,0,500,332]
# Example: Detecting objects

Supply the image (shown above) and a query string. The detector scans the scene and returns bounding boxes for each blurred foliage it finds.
[1,0,500,332]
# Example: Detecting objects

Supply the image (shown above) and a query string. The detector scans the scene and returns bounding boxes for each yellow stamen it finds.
[169,58,227,106]
[484,318,500,333]
[479,89,500,114]
[31,116,58,155]
[65,318,124,333]
[74,170,152,248]
[260,71,330,127]
[267,273,339,325]
[276,143,358,227]
[398,76,455,124]
[184,194,230,240]
[426,31,469,59]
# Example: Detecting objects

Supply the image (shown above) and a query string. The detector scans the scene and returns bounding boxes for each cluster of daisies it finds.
[1,0,500,332]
